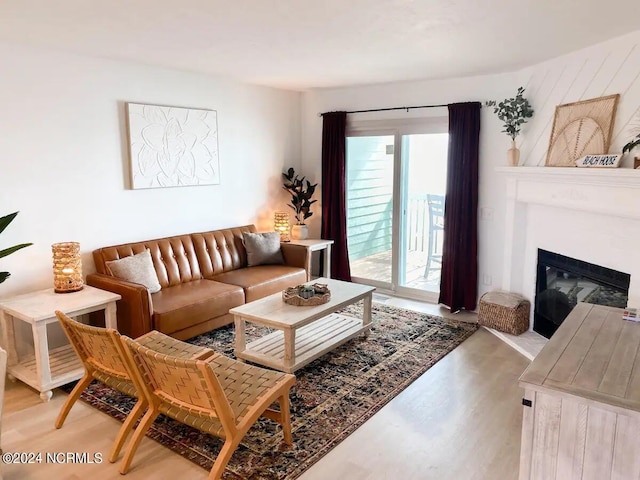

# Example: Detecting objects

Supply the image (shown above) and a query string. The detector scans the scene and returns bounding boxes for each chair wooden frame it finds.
[0,346,6,454]
[120,336,296,479]
[55,312,215,466]
[55,310,147,463]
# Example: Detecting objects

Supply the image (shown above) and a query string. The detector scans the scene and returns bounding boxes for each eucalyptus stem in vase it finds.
[486,87,534,166]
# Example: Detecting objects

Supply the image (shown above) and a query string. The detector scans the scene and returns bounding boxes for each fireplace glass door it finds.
[534,249,630,338]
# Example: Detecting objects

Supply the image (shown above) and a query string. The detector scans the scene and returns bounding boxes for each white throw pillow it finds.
[105,249,161,293]
[242,232,284,267]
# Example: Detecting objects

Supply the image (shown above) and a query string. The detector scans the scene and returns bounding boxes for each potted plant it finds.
[1,212,33,284]
[486,87,534,166]
[623,133,640,168]
[282,167,317,240]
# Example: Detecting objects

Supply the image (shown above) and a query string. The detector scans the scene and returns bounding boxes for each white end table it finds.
[0,286,120,402]
[287,239,334,279]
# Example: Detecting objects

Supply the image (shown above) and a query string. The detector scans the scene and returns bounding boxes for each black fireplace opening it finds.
[534,249,630,339]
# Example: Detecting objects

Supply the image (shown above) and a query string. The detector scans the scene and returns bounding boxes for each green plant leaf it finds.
[282,167,316,222]
[623,134,640,154]
[0,211,32,285]
[0,212,19,236]
[0,243,33,259]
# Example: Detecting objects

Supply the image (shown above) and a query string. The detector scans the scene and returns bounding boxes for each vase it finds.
[507,140,520,166]
[291,224,309,240]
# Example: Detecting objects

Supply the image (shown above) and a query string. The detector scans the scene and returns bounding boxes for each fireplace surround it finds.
[493,166,640,358]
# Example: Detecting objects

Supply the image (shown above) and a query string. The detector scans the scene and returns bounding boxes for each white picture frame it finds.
[126,102,220,189]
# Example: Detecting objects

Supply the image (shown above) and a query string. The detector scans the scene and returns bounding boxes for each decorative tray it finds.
[282,283,331,306]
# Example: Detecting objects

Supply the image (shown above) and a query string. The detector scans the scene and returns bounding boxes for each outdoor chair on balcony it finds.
[119,335,296,479]
[423,194,445,279]
[54,311,214,464]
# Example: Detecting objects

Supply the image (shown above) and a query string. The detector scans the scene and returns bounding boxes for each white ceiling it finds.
[1,1,638,91]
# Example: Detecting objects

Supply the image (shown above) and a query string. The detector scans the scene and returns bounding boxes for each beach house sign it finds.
[575,154,622,168]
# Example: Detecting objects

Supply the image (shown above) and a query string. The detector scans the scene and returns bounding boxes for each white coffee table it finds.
[230,278,375,373]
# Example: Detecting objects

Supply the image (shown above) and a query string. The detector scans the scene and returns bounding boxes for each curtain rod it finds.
[319,103,449,117]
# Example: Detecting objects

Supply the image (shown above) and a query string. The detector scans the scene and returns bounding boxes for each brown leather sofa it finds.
[87,225,309,340]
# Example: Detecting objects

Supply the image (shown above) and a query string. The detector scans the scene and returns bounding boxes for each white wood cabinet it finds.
[519,303,640,480]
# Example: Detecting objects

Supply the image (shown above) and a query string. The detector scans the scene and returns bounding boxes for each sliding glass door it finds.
[346,120,448,301]
[346,135,395,289]
[397,133,448,297]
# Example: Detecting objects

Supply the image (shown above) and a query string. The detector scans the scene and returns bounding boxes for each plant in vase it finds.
[623,133,640,169]
[298,285,315,299]
[486,87,534,166]
[282,167,317,240]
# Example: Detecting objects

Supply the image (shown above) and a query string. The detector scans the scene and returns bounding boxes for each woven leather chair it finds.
[54,311,213,463]
[119,336,296,478]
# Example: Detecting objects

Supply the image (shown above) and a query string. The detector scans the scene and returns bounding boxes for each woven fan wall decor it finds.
[545,94,620,167]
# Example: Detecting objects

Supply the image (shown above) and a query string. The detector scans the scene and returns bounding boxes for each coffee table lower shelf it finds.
[235,313,369,373]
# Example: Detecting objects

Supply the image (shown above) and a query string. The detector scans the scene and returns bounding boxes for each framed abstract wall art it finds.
[545,94,619,167]
[126,103,220,189]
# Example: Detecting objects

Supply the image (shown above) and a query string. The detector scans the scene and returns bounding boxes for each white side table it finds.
[287,239,334,279]
[0,286,120,402]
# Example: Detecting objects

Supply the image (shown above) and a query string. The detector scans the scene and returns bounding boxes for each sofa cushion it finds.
[105,250,162,293]
[152,280,244,335]
[242,232,284,267]
[211,265,306,303]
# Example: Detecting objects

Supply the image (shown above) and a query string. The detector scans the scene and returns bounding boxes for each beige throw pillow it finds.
[105,249,162,293]
[243,232,284,267]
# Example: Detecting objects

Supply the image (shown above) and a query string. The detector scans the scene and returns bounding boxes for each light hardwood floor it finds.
[1,301,530,480]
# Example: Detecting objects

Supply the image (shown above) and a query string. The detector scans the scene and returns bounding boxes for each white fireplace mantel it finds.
[492,166,640,359]
[496,166,640,185]
[499,166,640,293]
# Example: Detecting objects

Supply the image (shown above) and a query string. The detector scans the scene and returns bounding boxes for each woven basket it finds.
[478,291,530,335]
[282,285,331,306]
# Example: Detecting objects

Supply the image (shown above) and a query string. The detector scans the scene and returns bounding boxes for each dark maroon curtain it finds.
[321,111,351,281]
[439,102,480,312]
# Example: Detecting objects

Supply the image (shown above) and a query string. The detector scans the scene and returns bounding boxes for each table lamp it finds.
[52,242,83,293]
[274,212,290,242]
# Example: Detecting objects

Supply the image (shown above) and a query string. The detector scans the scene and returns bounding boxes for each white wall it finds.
[301,72,520,299]
[0,42,301,297]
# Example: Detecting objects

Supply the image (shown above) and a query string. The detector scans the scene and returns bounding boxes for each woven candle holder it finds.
[274,211,290,242]
[52,242,84,293]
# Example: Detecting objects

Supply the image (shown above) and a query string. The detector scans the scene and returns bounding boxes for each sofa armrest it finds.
[280,243,311,278]
[86,273,153,338]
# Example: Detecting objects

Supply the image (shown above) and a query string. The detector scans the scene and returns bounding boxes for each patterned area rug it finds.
[75,302,478,479]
